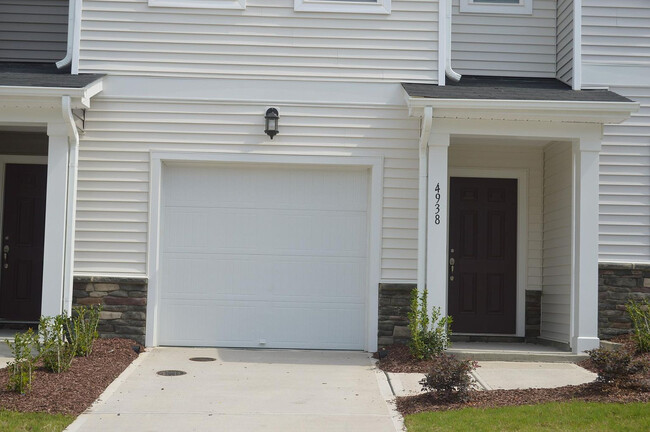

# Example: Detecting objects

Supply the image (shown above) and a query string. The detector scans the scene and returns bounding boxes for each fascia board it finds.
[0,78,104,109]
[405,96,640,124]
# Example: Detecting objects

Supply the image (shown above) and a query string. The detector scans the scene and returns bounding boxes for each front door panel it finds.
[448,177,517,334]
[0,164,47,321]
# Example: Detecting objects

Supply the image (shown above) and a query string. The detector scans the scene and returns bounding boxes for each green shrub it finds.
[626,299,650,353]
[420,353,478,402]
[407,288,452,360]
[38,315,77,373]
[586,347,646,385]
[6,328,38,393]
[69,305,102,357]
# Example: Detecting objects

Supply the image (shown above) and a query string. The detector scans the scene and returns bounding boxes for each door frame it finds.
[146,151,384,351]
[0,156,49,321]
[448,167,528,337]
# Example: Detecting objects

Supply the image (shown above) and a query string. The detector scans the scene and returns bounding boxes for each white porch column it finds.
[41,122,69,318]
[426,132,450,316]
[571,137,601,353]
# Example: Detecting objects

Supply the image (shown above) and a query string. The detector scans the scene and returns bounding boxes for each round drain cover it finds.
[157,370,187,376]
[189,357,216,362]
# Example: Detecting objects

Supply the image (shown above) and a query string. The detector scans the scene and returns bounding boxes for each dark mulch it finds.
[374,344,439,373]
[377,339,650,416]
[397,383,650,415]
[0,338,141,415]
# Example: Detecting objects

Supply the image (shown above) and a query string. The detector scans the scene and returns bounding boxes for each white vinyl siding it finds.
[451,0,557,78]
[78,0,438,83]
[582,0,650,67]
[556,0,573,85]
[75,97,420,279]
[0,0,68,62]
[541,142,572,344]
[449,143,543,292]
[599,87,650,264]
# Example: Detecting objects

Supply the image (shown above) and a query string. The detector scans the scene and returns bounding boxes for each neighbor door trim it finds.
[448,167,528,337]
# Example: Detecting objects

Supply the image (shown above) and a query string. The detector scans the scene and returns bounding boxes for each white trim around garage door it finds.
[146,152,384,352]
[449,167,529,338]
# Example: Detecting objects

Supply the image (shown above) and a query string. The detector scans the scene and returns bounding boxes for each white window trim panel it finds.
[460,0,532,15]
[148,0,245,9]
[295,0,390,15]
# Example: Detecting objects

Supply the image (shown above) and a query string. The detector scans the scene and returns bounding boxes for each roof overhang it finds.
[0,78,103,110]
[404,91,640,125]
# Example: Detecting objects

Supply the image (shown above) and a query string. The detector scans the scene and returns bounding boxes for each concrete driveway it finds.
[67,348,400,432]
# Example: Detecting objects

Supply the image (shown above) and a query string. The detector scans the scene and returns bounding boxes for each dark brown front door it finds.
[0,164,47,321]
[448,177,517,334]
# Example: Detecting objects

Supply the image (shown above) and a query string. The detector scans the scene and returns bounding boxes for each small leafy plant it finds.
[69,305,102,357]
[38,315,77,373]
[407,288,452,360]
[626,299,650,353]
[586,347,647,385]
[6,328,39,393]
[420,353,478,402]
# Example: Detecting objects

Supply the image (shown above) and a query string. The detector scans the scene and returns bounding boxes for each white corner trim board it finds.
[460,0,532,15]
[148,0,245,9]
[294,0,390,14]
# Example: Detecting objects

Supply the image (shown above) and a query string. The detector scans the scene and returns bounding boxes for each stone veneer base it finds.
[599,263,650,340]
[73,276,148,345]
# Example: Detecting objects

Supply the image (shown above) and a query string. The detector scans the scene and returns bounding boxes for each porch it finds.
[403,77,639,354]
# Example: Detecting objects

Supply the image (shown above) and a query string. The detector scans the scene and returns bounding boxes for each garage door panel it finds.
[158,163,369,349]
[161,255,365,302]
[163,208,367,257]
[267,304,365,349]
[164,164,368,212]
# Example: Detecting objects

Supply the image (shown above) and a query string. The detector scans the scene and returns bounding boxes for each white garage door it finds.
[157,163,369,349]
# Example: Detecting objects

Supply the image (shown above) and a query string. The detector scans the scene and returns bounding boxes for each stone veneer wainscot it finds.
[73,276,147,345]
[599,263,650,340]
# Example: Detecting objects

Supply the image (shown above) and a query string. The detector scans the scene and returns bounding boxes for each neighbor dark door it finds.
[0,164,47,321]
[448,177,517,334]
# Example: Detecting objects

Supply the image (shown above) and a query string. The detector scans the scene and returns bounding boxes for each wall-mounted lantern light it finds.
[264,108,279,140]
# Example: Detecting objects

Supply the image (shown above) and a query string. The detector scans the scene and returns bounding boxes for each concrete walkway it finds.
[387,361,597,396]
[66,348,400,432]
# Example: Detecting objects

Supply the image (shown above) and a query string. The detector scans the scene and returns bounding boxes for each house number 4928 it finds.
[434,183,441,225]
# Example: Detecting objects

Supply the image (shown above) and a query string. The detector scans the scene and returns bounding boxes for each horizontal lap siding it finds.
[75,98,420,278]
[542,142,572,344]
[451,0,556,78]
[0,0,68,62]
[79,0,438,82]
[599,87,650,264]
[448,143,543,292]
[583,0,650,66]
[556,0,573,85]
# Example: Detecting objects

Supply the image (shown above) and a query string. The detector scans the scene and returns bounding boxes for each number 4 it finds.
[435,183,440,193]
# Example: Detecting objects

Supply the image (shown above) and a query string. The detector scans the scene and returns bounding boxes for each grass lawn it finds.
[0,410,74,432]
[404,401,650,432]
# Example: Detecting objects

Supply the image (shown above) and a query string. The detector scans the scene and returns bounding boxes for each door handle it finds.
[449,257,455,281]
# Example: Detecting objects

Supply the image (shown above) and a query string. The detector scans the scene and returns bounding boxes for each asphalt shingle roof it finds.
[0,62,104,88]
[402,76,633,103]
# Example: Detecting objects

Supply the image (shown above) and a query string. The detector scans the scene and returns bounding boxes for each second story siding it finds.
[78,0,438,83]
[451,0,557,78]
[0,0,68,63]
[556,0,573,85]
[583,0,650,73]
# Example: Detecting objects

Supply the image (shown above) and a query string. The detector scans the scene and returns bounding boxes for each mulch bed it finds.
[397,383,650,415]
[374,344,440,373]
[0,338,141,415]
[376,338,650,415]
